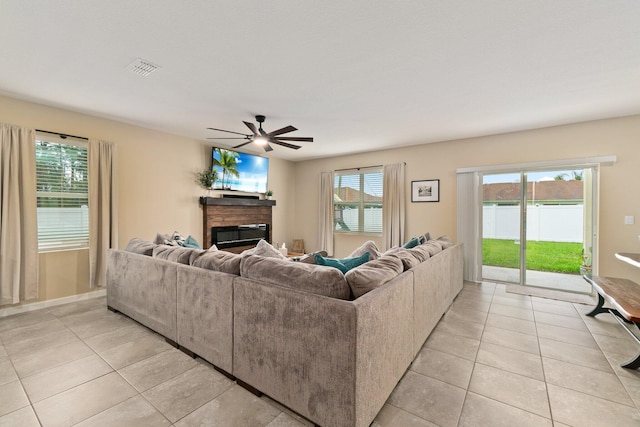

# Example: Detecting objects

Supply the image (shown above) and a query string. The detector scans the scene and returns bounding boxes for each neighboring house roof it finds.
[335,187,382,204]
[484,180,584,203]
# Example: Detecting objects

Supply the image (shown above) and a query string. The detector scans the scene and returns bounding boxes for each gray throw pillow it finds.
[347,240,381,260]
[345,254,404,298]
[153,233,171,244]
[125,238,156,256]
[437,235,455,249]
[392,248,421,271]
[242,239,287,259]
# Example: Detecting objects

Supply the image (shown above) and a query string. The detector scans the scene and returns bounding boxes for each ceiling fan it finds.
[207,115,313,152]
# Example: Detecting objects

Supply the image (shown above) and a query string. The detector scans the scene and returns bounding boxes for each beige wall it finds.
[292,115,640,283]
[0,94,296,304]
[3,93,640,305]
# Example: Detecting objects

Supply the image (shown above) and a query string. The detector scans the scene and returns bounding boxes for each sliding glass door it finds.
[482,167,595,293]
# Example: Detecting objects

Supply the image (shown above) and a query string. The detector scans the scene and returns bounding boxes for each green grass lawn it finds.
[482,239,583,274]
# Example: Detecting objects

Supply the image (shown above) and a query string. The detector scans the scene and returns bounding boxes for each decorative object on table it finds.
[279,242,288,257]
[411,179,440,202]
[265,189,273,200]
[292,239,304,254]
[195,168,219,196]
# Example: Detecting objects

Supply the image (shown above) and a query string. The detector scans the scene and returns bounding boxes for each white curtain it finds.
[457,171,482,282]
[382,163,405,250]
[89,139,118,288]
[0,124,38,306]
[318,171,334,256]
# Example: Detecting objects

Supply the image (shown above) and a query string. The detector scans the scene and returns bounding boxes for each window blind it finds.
[334,167,383,234]
[35,137,89,251]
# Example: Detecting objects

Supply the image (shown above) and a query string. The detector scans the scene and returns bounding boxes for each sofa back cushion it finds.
[240,255,351,300]
[345,254,404,298]
[191,250,242,275]
[125,238,156,256]
[152,245,202,265]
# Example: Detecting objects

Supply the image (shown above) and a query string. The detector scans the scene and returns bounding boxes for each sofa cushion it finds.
[240,255,351,300]
[242,239,287,259]
[125,238,156,256]
[315,252,370,274]
[191,250,242,275]
[422,240,444,256]
[152,245,202,265]
[347,240,381,260]
[408,245,431,263]
[392,248,421,271]
[345,254,404,298]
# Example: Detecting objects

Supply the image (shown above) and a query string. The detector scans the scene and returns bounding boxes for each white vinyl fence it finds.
[483,204,583,243]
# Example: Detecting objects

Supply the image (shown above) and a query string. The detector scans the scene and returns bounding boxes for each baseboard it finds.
[0,289,106,318]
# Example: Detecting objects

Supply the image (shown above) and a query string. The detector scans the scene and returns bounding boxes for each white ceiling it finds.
[1,1,639,161]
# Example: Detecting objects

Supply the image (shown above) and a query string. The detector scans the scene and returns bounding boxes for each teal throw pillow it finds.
[181,235,202,250]
[402,237,420,249]
[314,252,370,274]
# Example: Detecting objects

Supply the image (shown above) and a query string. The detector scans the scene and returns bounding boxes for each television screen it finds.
[212,148,269,193]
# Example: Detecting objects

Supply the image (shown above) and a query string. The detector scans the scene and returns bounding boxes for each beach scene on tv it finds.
[212,148,269,193]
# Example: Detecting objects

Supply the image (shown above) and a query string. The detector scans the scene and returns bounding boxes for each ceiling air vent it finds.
[126,58,160,77]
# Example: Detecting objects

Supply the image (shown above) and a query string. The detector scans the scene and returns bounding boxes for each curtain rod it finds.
[36,129,88,141]
[334,162,405,172]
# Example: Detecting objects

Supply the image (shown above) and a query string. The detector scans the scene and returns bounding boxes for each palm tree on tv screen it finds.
[213,149,240,189]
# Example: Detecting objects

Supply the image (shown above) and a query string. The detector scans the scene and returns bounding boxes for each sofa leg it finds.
[165,338,178,348]
[179,346,196,358]
[213,365,236,381]
[236,379,262,397]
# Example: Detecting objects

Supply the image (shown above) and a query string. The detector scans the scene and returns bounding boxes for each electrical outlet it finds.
[625,215,634,225]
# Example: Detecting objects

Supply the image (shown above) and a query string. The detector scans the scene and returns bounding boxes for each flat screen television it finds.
[212,147,269,193]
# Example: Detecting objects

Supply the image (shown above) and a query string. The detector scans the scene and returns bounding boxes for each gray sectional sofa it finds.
[107,239,463,427]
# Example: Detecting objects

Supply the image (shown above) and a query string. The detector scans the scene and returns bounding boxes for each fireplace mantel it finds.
[199,197,276,207]
[199,197,275,252]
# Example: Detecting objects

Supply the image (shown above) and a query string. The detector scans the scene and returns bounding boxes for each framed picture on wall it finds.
[411,179,440,202]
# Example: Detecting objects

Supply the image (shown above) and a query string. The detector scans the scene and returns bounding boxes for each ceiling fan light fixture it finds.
[253,136,268,146]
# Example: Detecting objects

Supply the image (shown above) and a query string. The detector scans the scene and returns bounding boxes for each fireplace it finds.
[200,197,275,252]
[211,224,270,249]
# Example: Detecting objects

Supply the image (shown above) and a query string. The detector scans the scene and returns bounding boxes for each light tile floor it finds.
[1,281,640,426]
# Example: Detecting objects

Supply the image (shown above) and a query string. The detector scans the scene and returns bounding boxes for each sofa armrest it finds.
[176,265,234,374]
[106,250,178,341]
[233,272,414,427]
[233,278,357,427]
[353,270,415,426]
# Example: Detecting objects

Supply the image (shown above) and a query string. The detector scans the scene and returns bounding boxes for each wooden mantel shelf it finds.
[199,197,276,207]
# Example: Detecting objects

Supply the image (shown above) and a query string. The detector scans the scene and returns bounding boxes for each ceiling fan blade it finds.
[207,127,249,137]
[268,125,297,137]
[243,121,259,135]
[233,141,253,149]
[263,143,274,152]
[270,140,301,150]
[275,137,314,142]
[206,137,250,140]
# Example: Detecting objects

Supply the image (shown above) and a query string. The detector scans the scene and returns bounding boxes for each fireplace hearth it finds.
[211,224,269,249]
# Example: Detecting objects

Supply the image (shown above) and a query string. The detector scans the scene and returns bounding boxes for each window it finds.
[334,167,383,234]
[35,135,89,251]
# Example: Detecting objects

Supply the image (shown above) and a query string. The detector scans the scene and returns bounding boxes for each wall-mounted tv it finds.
[212,147,269,193]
